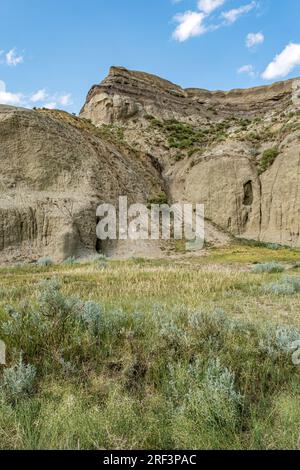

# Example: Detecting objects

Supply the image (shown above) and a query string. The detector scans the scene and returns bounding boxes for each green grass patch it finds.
[1,248,300,449]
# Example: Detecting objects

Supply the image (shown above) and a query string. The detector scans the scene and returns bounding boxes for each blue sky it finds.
[1,0,300,113]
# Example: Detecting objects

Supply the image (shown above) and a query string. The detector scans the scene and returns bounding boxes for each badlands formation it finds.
[1,66,300,262]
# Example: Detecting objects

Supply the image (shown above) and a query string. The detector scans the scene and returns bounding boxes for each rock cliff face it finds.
[81,66,300,247]
[81,66,293,122]
[1,67,300,263]
[0,105,165,262]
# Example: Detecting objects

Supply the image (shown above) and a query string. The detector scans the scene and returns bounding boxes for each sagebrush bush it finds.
[80,301,103,337]
[1,270,300,450]
[36,257,53,267]
[252,262,284,274]
[1,279,95,367]
[266,243,282,250]
[262,276,300,296]
[259,325,300,359]
[1,356,36,402]
[170,357,242,449]
[284,276,300,291]
[263,282,295,296]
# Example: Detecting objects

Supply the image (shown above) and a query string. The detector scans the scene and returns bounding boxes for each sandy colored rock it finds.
[0,105,164,263]
[1,67,300,264]
[81,67,300,248]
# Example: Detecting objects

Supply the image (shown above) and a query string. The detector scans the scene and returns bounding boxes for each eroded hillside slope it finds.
[1,67,300,263]
[81,67,300,247]
[0,105,165,263]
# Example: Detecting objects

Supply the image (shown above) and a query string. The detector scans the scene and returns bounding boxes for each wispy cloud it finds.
[172,0,257,42]
[173,11,207,42]
[262,43,300,80]
[59,94,72,106]
[246,32,264,49]
[222,1,256,25]
[237,64,256,78]
[31,90,72,108]
[6,48,23,66]
[0,80,22,105]
[43,102,57,110]
[30,89,47,103]
[0,81,73,109]
[172,0,225,42]
[197,0,225,14]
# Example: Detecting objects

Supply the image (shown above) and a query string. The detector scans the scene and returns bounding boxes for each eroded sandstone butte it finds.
[0,105,165,263]
[81,66,300,248]
[1,67,300,263]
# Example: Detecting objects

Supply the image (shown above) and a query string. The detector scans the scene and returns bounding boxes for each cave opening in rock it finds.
[96,238,102,253]
[96,216,102,253]
[243,181,253,206]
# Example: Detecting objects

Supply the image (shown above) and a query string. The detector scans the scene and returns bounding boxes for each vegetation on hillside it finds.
[1,245,300,450]
[147,116,232,152]
[259,148,279,173]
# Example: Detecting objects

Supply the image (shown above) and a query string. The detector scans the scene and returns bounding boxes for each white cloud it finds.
[0,81,72,110]
[262,43,300,80]
[222,1,256,24]
[30,89,47,103]
[237,64,256,77]
[58,94,72,106]
[29,90,72,108]
[246,32,264,48]
[172,0,256,42]
[6,48,23,66]
[44,102,57,110]
[197,0,225,14]
[173,11,207,42]
[0,80,23,105]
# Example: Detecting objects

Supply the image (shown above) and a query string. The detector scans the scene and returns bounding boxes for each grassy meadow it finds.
[1,243,300,450]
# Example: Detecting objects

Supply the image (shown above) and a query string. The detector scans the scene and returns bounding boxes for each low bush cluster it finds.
[252,262,284,274]
[262,276,300,296]
[0,280,299,449]
[36,257,53,267]
[259,148,279,173]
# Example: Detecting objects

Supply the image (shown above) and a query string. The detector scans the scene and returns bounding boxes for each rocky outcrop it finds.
[259,132,300,246]
[81,67,300,248]
[1,67,300,264]
[81,66,294,124]
[0,105,165,263]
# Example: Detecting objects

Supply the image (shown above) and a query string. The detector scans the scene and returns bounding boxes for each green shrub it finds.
[252,262,284,274]
[266,243,282,250]
[262,276,300,296]
[262,282,295,296]
[147,192,168,206]
[1,279,300,449]
[171,357,242,449]
[260,325,300,358]
[80,301,103,337]
[259,148,279,173]
[1,356,36,402]
[37,257,53,267]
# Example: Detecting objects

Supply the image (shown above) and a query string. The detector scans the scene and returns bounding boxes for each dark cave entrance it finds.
[243,181,253,206]
[96,216,102,253]
[96,238,102,253]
